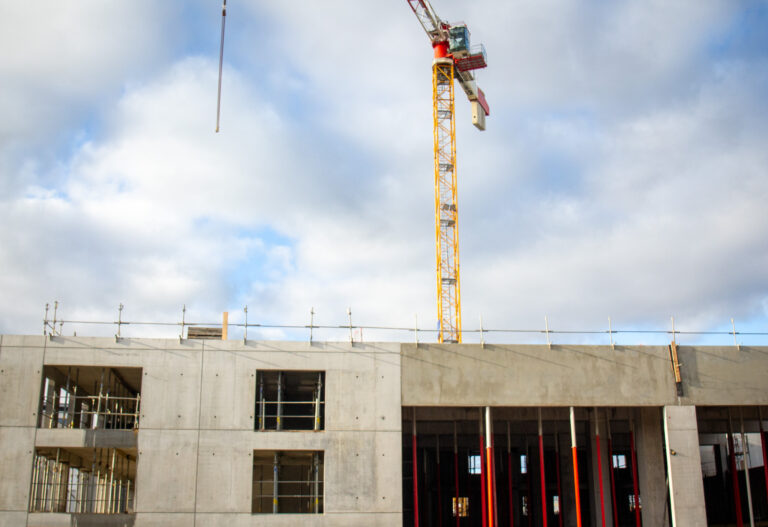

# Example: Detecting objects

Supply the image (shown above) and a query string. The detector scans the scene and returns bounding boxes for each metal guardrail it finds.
[41,302,767,346]
[40,394,140,431]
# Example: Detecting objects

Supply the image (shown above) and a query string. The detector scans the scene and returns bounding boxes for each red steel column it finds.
[507,421,514,527]
[606,418,619,527]
[455,421,461,527]
[570,407,583,527]
[481,415,488,527]
[728,412,744,527]
[485,407,496,527]
[538,408,548,527]
[413,412,420,527]
[760,408,768,511]
[555,432,563,527]
[594,408,607,527]
[629,419,641,527]
[437,435,444,527]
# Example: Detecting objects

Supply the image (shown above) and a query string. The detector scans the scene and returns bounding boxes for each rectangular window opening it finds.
[612,453,627,469]
[38,366,142,431]
[252,450,324,514]
[29,447,136,514]
[520,454,528,474]
[468,454,481,475]
[255,371,325,431]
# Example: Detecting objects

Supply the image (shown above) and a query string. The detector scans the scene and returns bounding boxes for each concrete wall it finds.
[0,336,402,527]
[401,343,768,407]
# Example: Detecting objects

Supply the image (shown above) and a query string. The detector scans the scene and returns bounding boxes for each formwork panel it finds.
[0,427,35,511]
[135,430,198,513]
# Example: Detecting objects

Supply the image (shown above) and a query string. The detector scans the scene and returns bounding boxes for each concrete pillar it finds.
[635,407,670,527]
[663,406,707,527]
[590,410,613,527]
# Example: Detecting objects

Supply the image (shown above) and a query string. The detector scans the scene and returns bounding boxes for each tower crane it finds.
[406,0,489,343]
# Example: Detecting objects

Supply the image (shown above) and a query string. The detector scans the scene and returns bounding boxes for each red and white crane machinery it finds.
[406,0,489,343]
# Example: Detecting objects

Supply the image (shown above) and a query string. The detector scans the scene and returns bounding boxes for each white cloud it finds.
[1,1,766,345]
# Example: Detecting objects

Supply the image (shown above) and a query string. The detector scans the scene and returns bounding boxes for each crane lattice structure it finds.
[407,0,489,343]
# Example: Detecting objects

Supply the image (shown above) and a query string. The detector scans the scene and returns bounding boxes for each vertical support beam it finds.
[663,406,707,527]
[555,432,563,527]
[592,408,608,527]
[508,422,514,527]
[313,452,320,514]
[538,408,548,527]
[258,374,265,431]
[480,414,488,527]
[486,407,496,527]
[629,418,641,527]
[276,371,283,431]
[606,417,619,527]
[454,421,460,527]
[740,410,755,527]
[314,372,323,431]
[413,411,420,527]
[570,407,583,527]
[272,451,279,514]
[728,411,744,527]
[437,435,444,527]
[759,407,768,510]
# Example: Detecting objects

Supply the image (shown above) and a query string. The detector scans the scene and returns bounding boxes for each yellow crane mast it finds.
[407,0,489,343]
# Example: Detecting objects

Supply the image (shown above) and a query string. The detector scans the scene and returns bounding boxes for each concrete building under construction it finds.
[1,333,768,526]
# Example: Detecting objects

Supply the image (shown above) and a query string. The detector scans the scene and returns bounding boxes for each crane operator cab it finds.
[448,25,470,57]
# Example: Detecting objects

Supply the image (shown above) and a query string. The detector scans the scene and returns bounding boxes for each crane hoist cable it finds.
[215,0,227,133]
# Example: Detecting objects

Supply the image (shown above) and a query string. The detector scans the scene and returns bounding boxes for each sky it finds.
[1,0,767,345]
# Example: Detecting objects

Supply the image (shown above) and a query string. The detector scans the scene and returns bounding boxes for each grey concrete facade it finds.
[2,335,768,526]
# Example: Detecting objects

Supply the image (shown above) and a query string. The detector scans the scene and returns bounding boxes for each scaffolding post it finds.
[607,416,619,527]
[555,430,563,527]
[486,407,497,527]
[570,407,583,527]
[538,408,547,527]
[276,371,283,431]
[258,374,265,431]
[728,410,744,527]
[413,409,420,527]
[507,421,514,527]
[272,452,279,514]
[480,412,487,527]
[629,417,641,527]
[314,372,323,431]
[740,409,756,527]
[454,420,460,527]
[436,434,443,526]
[759,407,768,510]
[313,452,320,513]
[594,408,607,527]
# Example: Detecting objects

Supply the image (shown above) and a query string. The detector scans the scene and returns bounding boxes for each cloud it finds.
[1,1,767,345]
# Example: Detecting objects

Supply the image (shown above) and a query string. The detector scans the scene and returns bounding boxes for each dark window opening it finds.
[252,450,323,514]
[255,371,325,431]
[38,366,142,430]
